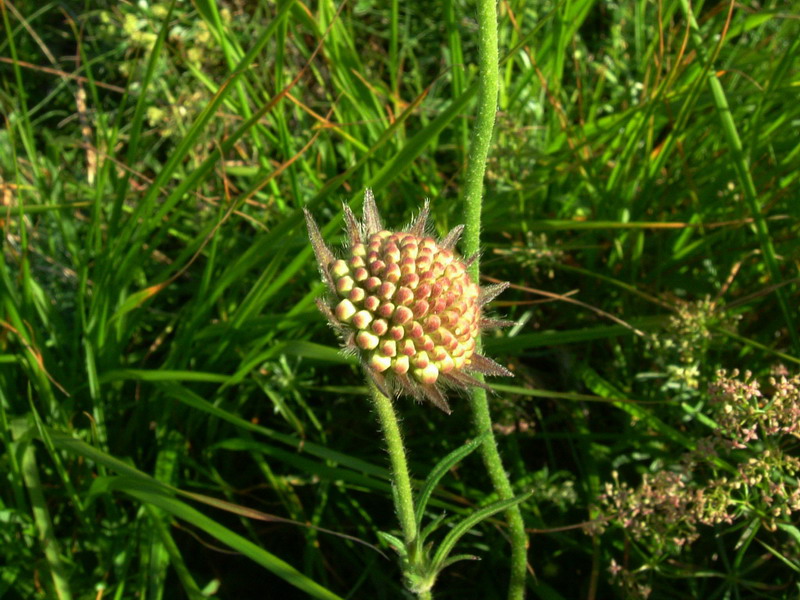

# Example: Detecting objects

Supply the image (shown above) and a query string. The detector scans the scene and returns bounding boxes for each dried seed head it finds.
[304,190,513,413]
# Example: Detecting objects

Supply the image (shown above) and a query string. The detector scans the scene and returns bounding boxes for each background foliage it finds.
[1,0,799,598]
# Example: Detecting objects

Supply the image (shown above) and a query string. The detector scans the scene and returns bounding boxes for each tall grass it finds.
[1,0,799,598]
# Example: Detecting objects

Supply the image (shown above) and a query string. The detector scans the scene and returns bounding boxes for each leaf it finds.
[430,491,533,572]
[376,531,407,558]
[414,433,489,526]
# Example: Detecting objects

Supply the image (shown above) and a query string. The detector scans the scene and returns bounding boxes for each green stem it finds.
[367,381,419,559]
[462,1,529,599]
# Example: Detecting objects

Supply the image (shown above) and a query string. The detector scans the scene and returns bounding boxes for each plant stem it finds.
[367,380,419,557]
[462,1,529,599]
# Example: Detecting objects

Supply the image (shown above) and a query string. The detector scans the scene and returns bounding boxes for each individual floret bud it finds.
[335,299,357,322]
[356,331,379,350]
[393,355,410,375]
[331,259,349,278]
[352,310,373,329]
[414,363,439,385]
[336,276,354,294]
[369,352,392,372]
[304,189,514,413]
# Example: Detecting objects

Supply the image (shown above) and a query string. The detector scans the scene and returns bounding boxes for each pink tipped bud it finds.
[408,322,424,340]
[400,257,415,274]
[351,243,366,257]
[336,276,354,294]
[395,287,414,306]
[369,352,392,372]
[356,330,379,350]
[393,355,410,375]
[404,246,419,261]
[364,276,381,291]
[353,267,369,282]
[369,260,386,274]
[414,363,439,385]
[389,325,405,340]
[400,272,419,288]
[378,302,395,318]
[413,351,430,369]
[420,237,436,251]
[384,263,401,283]
[364,295,380,311]
[444,263,461,279]
[381,340,397,357]
[420,335,435,352]
[331,259,349,278]
[371,319,388,336]
[393,306,413,325]
[335,299,357,322]
[416,283,431,299]
[437,354,455,373]
[440,330,457,350]
[379,281,396,300]
[442,310,458,329]
[348,287,366,303]
[424,315,441,332]
[352,310,373,329]
[384,244,400,263]
[400,339,416,356]
[349,255,365,268]
[412,300,429,319]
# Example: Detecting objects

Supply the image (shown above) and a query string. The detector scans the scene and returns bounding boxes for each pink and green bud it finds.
[356,331,379,350]
[335,299,357,322]
[352,310,373,329]
[369,352,392,373]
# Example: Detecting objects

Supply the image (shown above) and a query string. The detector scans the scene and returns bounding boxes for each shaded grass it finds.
[0,0,799,598]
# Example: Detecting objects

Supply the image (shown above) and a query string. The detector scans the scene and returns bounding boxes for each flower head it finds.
[304,189,512,413]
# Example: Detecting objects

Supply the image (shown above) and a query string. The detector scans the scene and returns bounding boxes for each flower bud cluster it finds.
[329,230,479,387]
[304,190,512,412]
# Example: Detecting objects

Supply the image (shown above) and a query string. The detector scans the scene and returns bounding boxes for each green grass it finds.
[1,0,799,598]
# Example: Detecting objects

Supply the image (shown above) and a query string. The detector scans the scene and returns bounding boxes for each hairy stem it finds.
[462,1,529,599]
[367,381,421,568]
